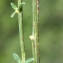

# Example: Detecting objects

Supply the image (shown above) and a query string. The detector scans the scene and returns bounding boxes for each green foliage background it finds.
[0,0,63,63]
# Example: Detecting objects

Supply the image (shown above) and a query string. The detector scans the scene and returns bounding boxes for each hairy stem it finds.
[18,0,25,63]
[32,0,40,63]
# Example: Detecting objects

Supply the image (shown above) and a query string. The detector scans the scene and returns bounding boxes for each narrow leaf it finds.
[11,12,16,18]
[18,2,25,10]
[25,58,34,63]
[13,53,22,63]
[21,2,25,5]
[11,3,17,10]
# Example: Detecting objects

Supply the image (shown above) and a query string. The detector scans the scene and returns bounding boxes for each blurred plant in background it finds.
[0,0,63,63]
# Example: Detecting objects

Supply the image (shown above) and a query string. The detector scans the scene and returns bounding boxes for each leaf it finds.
[11,3,17,10]
[18,2,25,10]
[13,53,22,63]
[21,2,25,5]
[25,58,34,63]
[11,12,16,18]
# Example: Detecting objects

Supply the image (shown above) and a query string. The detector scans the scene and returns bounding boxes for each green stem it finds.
[18,0,25,63]
[32,0,40,63]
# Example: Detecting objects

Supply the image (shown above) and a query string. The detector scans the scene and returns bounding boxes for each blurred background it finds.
[0,0,63,63]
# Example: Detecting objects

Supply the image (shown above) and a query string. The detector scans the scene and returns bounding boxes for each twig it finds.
[32,0,40,63]
[18,0,25,63]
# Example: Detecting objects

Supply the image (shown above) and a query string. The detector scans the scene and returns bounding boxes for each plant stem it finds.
[32,0,40,63]
[18,0,25,63]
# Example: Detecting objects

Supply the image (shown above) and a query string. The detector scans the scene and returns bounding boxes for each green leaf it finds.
[18,2,25,10]
[21,2,25,5]
[13,53,22,63]
[11,12,16,18]
[25,58,34,63]
[11,3,17,10]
